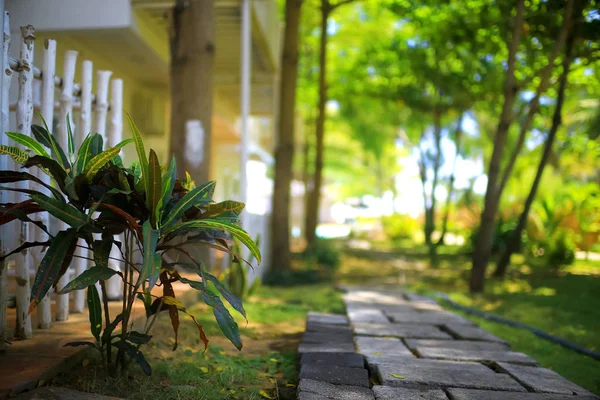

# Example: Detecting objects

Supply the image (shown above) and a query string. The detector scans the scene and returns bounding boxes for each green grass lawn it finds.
[53,283,345,400]
[339,252,600,395]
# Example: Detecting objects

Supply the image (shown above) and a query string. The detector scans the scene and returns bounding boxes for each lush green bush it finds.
[303,239,341,272]
[0,117,259,375]
[467,217,522,255]
[382,214,420,242]
[527,231,576,268]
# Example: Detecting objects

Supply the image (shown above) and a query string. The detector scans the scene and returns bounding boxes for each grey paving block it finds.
[404,339,509,352]
[365,355,483,369]
[306,322,353,334]
[443,324,508,343]
[353,323,452,339]
[348,308,390,324]
[307,312,349,326]
[496,362,597,396]
[300,352,365,368]
[355,336,414,357]
[387,312,474,326]
[298,379,375,400]
[302,331,355,344]
[373,386,448,400]
[299,364,370,387]
[298,392,330,400]
[404,293,438,303]
[298,342,356,353]
[416,347,538,366]
[447,388,600,400]
[376,360,526,391]
[344,290,409,306]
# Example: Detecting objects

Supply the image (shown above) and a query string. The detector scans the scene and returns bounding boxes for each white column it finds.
[13,25,35,339]
[0,9,10,351]
[72,60,93,314]
[240,0,251,224]
[105,78,123,300]
[94,70,111,143]
[36,38,56,328]
[55,50,78,321]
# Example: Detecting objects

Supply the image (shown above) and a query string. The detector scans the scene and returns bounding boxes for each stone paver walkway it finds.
[296,287,598,400]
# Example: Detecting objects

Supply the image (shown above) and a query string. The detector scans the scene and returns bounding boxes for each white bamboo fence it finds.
[0,14,124,348]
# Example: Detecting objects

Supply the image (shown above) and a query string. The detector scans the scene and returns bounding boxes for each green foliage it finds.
[303,239,341,272]
[528,231,576,269]
[0,120,260,376]
[382,214,420,242]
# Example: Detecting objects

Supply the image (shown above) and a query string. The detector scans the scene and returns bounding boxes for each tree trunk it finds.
[427,110,442,257]
[169,0,215,267]
[304,2,330,247]
[269,0,303,273]
[494,28,575,278]
[169,0,215,184]
[470,0,525,293]
[438,112,464,246]
[496,0,575,196]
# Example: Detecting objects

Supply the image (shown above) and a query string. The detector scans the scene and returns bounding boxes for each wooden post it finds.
[94,70,111,143]
[107,78,123,300]
[0,11,11,351]
[73,60,93,313]
[36,38,57,329]
[55,50,78,321]
[13,25,35,339]
[95,71,120,300]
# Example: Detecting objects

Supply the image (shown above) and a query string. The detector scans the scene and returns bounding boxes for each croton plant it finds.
[0,116,260,375]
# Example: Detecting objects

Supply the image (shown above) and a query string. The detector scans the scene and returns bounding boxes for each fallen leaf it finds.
[259,390,273,399]
[82,359,89,367]
[390,373,405,379]
[200,367,209,373]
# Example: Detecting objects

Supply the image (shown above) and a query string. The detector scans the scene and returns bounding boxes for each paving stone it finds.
[447,388,600,400]
[300,352,365,368]
[376,360,526,391]
[348,308,390,324]
[495,362,597,396]
[307,320,353,331]
[298,392,330,400]
[404,339,509,352]
[373,386,448,400]
[344,290,409,306]
[307,312,349,326]
[302,331,355,344]
[297,379,375,400]
[404,293,438,303]
[353,323,452,339]
[299,364,370,387]
[416,347,538,366]
[15,387,122,399]
[298,342,356,353]
[387,311,474,326]
[365,355,483,369]
[355,336,414,357]
[443,324,508,343]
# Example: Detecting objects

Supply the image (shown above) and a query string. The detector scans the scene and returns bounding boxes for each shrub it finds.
[528,231,576,268]
[382,214,420,242]
[0,117,260,375]
[303,239,341,272]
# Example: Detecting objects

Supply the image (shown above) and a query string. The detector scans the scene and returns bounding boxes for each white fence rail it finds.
[0,14,124,349]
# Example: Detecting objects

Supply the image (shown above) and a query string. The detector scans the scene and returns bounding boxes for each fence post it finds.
[0,11,11,351]
[95,70,111,143]
[96,71,120,300]
[72,60,93,314]
[55,50,78,321]
[36,38,57,329]
[13,25,35,339]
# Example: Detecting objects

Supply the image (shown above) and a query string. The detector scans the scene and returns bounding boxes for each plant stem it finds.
[100,280,111,369]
